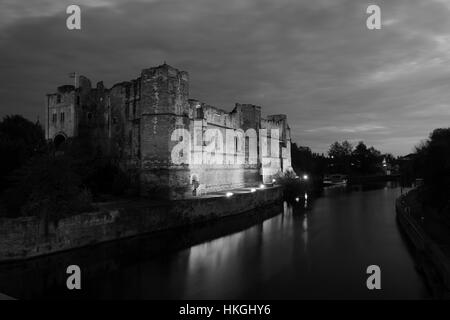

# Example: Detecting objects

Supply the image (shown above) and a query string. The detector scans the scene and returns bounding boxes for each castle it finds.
[45,63,292,199]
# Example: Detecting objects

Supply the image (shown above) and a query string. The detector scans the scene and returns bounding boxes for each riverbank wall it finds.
[0,186,283,262]
[396,194,450,298]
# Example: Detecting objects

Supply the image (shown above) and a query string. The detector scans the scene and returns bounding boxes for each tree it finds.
[415,128,450,208]
[0,115,45,193]
[1,153,93,219]
[291,143,327,177]
[351,141,383,174]
[328,141,353,159]
[328,141,353,173]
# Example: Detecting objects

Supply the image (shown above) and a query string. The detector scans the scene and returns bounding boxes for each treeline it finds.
[290,143,327,177]
[291,140,394,178]
[0,115,132,219]
[405,128,450,209]
[327,140,393,175]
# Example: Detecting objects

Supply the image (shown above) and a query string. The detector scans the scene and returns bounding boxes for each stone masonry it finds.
[45,63,292,199]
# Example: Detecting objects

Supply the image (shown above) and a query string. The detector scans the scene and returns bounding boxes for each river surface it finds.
[0,182,429,299]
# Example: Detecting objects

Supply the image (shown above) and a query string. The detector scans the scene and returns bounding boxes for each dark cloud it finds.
[1,0,450,155]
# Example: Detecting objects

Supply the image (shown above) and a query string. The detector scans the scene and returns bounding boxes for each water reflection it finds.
[0,181,429,299]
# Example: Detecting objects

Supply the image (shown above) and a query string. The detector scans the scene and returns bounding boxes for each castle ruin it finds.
[45,63,292,199]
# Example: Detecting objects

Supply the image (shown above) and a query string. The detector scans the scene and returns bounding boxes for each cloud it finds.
[0,0,124,28]
[0,0,450,156]
[305,124,388,134]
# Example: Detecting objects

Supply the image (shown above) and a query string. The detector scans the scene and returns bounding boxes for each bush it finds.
[1,154,94,219]
[274,171,306,201]
[0,115,45,193]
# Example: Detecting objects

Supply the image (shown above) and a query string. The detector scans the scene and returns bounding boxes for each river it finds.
[0,182,429,299]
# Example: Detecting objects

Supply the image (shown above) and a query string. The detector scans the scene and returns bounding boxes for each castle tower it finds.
[45,85,77,148]
[139,63,192,198]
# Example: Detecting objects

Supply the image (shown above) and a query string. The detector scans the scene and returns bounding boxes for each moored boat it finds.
[323,174,348,186]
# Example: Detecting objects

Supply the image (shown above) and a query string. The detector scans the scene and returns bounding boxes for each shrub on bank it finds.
[274,171,306,201]
[0,115,45,194]
[1,154,95,219]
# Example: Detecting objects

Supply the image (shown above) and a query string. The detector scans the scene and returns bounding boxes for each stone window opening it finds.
[52,113,57,123]
[195,106,203,119]
[196,130,202,146]
[60,112,65,124]
[56,95,61,103]
[245,136,250,163]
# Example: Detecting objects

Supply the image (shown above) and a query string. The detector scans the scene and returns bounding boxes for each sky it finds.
[1,0,450,156]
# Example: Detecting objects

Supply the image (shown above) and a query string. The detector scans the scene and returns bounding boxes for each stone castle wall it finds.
[45,63,292,199]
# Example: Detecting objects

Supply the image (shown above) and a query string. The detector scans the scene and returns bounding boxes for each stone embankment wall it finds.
[396,195,450,298]
[0,187,282,261]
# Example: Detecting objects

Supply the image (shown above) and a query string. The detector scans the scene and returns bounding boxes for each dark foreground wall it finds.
[396,196,450,298]
[0,187,282,261]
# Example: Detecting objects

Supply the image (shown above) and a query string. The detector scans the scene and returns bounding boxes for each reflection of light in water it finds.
[183,229,254,298]
[300,193,308,208]
[185,231,247,297]
[302,213,309,254]
[185,209,288,297]
[187,233,244,272]
[283,201,293,217]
